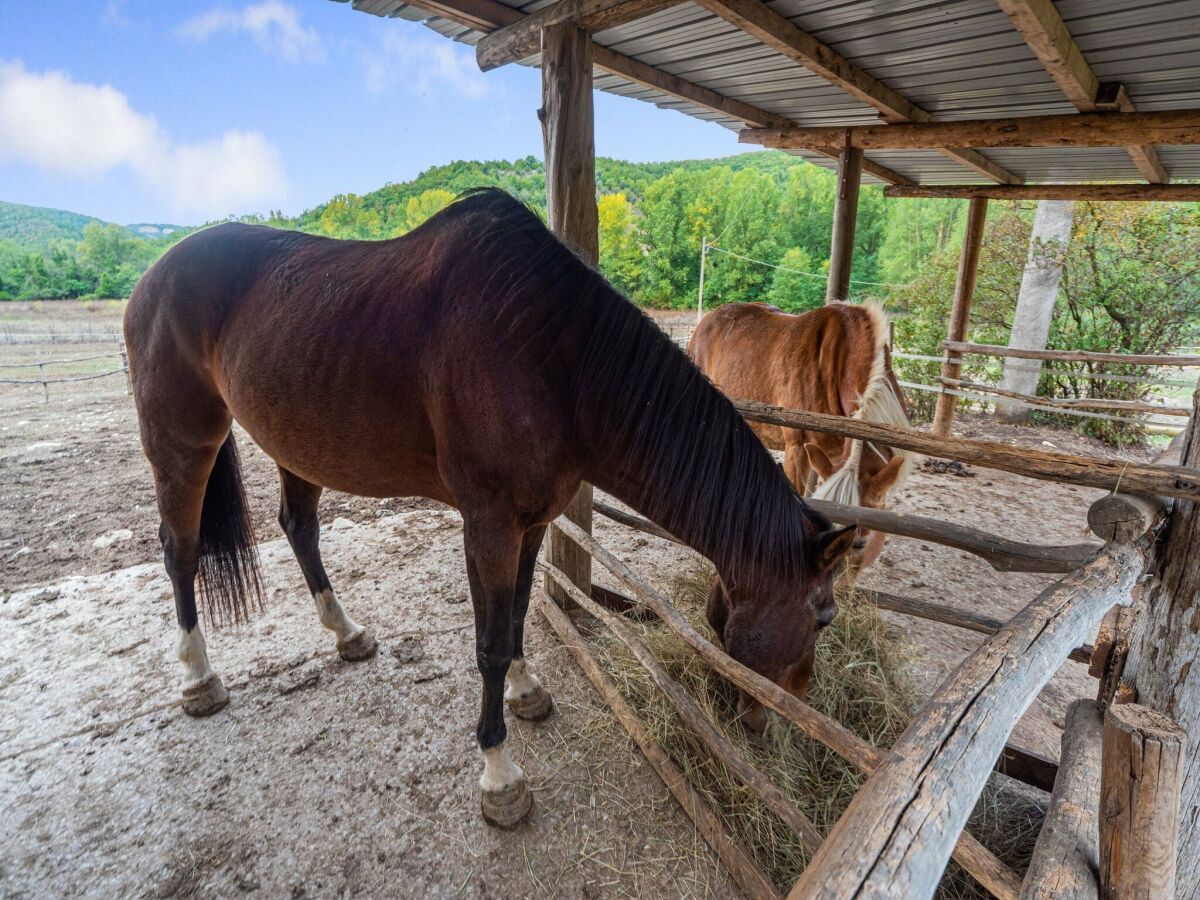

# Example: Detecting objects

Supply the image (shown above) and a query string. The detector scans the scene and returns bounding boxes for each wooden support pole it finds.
[541,22,598,607]
[1099,704,1186,898]
[932,197,988,437]
[1019,700,1104,900]
[536,593,781,900]
[826,140,863,304]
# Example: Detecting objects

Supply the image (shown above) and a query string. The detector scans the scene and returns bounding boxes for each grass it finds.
[583,562,1045,897]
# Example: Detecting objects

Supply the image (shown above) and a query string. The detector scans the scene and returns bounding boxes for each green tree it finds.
[403,189,456,232]
[766,247,825,312]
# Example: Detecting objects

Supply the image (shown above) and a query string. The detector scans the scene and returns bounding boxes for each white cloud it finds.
[178,1,325,63]
[361,31,492,101]
[0,60,287,218]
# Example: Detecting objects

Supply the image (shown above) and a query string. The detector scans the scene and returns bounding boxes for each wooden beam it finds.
[1100,704,1186,898]
[885,183,1200,201]
[826,142,863,303]
[741,110,1200,151]
[541,23,597,608]
[945,339,1200,368]
[1019,699,1104,900]
[693,0,1021,184]
[787,542,1144,899]
[476,0,679,71]
[933,197,987,438]
[996,1,1168,182]
[732,400,1200,502]
[405,0,912,184]
[940,377,1192,417]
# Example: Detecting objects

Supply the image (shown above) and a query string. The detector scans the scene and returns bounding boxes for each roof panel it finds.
[332,0,1200,184]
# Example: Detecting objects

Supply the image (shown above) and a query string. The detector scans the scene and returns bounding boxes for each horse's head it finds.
[705,523,856,732]
[805,441,907,569]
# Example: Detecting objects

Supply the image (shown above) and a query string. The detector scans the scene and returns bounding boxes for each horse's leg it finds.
[463,513,532,828]
[783,439,813,496]
[153,442,229,717]
[277,467,376,661]
[504,525,553,721]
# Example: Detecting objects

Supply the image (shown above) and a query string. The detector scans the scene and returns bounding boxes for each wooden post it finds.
[932,197,988,437]
[1019,700,1104,899]
[540,22,598,607]
[1127,384,1200,894]
[825,139,863,304]
[1100,704,1185,898]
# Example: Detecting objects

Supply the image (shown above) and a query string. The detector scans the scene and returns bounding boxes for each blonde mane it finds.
[811,302,913,507]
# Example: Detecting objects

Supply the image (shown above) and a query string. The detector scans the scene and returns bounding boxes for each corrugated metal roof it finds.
[332,0,1200,185]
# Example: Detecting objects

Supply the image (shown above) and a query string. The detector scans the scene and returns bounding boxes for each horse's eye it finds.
[852,540,867,551]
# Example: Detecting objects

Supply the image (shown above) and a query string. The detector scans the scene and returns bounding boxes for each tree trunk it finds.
[1130,385,1200,895]
[997,200,1074,423]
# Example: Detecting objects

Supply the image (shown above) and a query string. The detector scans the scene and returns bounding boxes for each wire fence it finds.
[0,348,131,401]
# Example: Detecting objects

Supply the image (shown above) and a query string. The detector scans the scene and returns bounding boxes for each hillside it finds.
[0,201,103,250]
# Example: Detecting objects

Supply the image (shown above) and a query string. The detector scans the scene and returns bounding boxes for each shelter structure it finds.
[334,1,1200,895]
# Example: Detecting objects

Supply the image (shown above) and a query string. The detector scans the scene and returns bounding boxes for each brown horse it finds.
[689,302,912,572]
[125,190,853,827]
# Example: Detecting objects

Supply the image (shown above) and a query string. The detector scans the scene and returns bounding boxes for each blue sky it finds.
[0,0,745,225]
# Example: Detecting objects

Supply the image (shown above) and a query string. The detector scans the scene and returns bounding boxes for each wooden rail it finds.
[787,541,1144,899]
[732,399,1200,501]
[594,497,1099,575]
[552,516,1024,899]
[940,377,1191,418]
[943,340,1200,368]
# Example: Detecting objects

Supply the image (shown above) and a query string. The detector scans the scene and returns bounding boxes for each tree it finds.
[404,189,456,232]
[766,247,825,312]
[597,193,642,297]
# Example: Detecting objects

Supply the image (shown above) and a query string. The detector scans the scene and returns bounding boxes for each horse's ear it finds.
[813,525,856,574]
[804,443,836,481]
[864,455,906,504]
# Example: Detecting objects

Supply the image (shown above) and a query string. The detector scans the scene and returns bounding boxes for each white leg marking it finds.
[504,657,542,701]
[313,588,364,643]
[480,742,525,793]
[177,626,215,690]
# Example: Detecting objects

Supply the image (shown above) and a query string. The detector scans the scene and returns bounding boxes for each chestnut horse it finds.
[689,302,912,571]
[125,190,853,827]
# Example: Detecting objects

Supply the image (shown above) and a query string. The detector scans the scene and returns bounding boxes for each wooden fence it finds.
[539,396,1188,899]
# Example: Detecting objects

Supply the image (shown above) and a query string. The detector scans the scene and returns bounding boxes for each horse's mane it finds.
[437,188,826,584]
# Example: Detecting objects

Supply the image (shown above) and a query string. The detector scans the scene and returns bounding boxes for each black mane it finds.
[438,188,828,584]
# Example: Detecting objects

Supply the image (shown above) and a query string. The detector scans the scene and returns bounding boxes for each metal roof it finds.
[332,0,1200,184]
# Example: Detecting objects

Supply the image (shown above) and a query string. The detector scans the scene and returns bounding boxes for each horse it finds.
[689,301,912,571]
[125,189,854,827]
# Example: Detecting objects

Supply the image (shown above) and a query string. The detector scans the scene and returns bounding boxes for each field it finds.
[0,300,1158,896]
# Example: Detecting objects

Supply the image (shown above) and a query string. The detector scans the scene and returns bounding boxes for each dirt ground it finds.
[0,301,1159,897]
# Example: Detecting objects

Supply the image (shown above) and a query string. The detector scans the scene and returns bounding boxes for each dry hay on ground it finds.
[583,563,1045,897]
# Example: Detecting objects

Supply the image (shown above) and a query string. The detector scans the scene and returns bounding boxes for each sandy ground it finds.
[0,300,1160,897]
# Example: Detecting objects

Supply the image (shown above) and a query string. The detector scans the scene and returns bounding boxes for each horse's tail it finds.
[198,432,263,627]
[812,302,913,506]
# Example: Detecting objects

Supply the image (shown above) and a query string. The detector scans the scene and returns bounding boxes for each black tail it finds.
[198,432,263,627]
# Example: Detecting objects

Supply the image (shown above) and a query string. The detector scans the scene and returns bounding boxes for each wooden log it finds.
[940,377,1191,417]
[1087,495,1165,545]
[733,400,1200,502]
[933,197,987,437]
[541,561,825,852]
[998,744,1060,796]
[594,497,1100,575]
[541,21,598,609]
[739,110,1200,151]
[1019,700,1104,900]
[944,340,1200,368]
[1099,704,1186,899]
[826,142,863,303]
[885,184,1200,202]
[536,592,782,900]
[786,541,1144,899]
[553,516,1023,899]
[476,0,680,71]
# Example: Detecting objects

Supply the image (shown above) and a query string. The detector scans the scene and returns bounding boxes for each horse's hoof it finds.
[337,627,377,662]
[181,674,229,717]
[481,779,533,829]
[506,685,554,721]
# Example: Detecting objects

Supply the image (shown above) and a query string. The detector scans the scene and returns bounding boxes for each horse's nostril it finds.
[816,606,836,629]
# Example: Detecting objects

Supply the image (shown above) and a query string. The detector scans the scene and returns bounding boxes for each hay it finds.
[583,563,1044,897]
